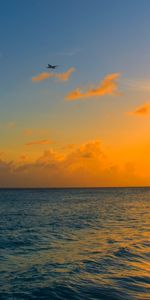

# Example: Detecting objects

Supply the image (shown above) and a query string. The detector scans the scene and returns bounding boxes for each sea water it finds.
[0,188,150,299]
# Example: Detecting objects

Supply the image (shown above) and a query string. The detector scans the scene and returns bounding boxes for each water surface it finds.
[0,188,150,299]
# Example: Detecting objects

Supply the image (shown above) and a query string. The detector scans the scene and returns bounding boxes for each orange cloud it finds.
[32,72,51,82]
[128,103,150,116]
[36,149,63,165]
[25,139,52,146]
[63,140,106,173]
[66,73,121,101]
[0,139,148,187]
[32,67,75,82]
[19,155,29,162]
[56,67,75,81]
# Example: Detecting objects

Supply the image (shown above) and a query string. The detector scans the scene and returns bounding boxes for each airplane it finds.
[47,64,58,70]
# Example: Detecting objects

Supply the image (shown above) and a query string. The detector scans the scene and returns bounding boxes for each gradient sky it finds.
[1,0,150,187]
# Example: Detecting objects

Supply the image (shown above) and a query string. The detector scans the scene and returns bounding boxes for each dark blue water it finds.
[0,188,150,299]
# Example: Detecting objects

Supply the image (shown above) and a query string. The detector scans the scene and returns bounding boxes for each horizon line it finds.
[0,186,150,190]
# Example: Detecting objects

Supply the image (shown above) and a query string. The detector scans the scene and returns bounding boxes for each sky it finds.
[1,0,150,187]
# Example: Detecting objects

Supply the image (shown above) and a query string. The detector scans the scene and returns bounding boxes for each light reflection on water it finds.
[0,188,150,299]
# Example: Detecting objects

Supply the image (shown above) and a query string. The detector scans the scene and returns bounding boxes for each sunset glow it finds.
[1,1,150,187]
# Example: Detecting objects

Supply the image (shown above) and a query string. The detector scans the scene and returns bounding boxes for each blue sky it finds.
[1,0,150,120]
[1,0,150,81]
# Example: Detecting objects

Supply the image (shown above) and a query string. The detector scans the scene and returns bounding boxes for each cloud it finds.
[32,67,75,82]
[19,155,29,161]
[66,73,121,101]
[66,140,104,162]
[63,140,107,173]
[36,149,63,165]
[0,140,107,187]
[55,67,75,81]
[32,72,51,82]
[123,78,150,92]
[128,103,150,116]
[0,139,147,187]
[25,139,52,146]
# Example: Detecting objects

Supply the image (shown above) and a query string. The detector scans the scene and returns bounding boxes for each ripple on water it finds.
[0,187,150,299]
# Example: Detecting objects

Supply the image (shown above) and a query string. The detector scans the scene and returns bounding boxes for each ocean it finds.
[0,188,150,299]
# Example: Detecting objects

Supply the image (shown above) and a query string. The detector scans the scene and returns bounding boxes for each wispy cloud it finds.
[32,72,51,82]
[66,73,121,101]
[128,103,150,116]
[32,67,75,82]
[25,139,52,146]
[123,78,150,92]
